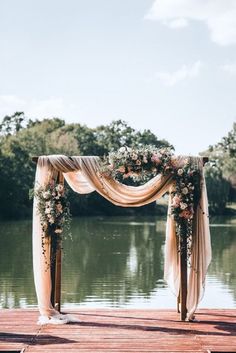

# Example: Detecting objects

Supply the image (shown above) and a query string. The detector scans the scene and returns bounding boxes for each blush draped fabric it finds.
[32,155,211,321]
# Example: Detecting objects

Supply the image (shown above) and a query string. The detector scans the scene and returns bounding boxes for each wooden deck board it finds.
[0,309,236,352]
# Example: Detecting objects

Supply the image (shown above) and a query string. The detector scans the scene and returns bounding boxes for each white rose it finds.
[131,153,138,161]
[119,146,126,153]
[182,187,188,195]
[180,202,187,210]
[49,217,55,224]
[143,157,148,163]
[56,184,64,193]
[177,169,183,176]
[43,191,51,199]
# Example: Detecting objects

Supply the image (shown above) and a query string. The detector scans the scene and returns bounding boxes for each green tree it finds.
[0,114,173,219]
[201,122,236,214]
[0,112,25,137]
[204,164,231,214]
[94,120,173,155]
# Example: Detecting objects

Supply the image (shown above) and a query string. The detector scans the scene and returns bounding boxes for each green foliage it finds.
[0,112,25,136]
[95,120,173,155]
[0,113,173,219]
[201,122,236,214]
[204,164,231,214]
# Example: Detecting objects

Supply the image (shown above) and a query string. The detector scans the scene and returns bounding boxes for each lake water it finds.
[0,216,236,310]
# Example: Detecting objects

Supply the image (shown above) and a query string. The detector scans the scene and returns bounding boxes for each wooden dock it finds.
[0,309,236,352]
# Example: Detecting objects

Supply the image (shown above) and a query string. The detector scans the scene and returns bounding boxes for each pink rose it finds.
[179,210,193,219]
[118,166,125,173]
[151,154,161,164]
[123,172,132,179]
[172,195,181,207]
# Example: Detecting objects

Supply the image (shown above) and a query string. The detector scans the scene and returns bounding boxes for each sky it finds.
[0,0,236,155]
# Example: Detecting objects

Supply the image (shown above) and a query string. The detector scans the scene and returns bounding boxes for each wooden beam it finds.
[54,240,62,312]
[32,156,209,164]
[177,292,180,313]
[50,234,57,308]
[202,157,209,165]
[180,237,188,321]
[32,156,39,163]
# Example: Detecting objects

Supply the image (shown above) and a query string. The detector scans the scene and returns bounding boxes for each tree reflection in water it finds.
[0,216,236,308]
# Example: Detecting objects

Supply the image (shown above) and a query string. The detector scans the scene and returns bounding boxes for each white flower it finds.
[45,208,51,214]
[119,146,126,153]
[180,202,187,210]
[48,217,55,224]
[43,191,51,199]
[131,153,138,161]
[182,187,188,195]
[56,184,64,193]
[55,228,63,234]
[177,169,183,176]
[143,157,148,163]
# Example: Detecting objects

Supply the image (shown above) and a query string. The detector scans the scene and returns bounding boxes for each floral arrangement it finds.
[34,181,71,238]
[102,145,174,184]
[32,181,71,267]
[102,146,202,257]
[170,158,201,257]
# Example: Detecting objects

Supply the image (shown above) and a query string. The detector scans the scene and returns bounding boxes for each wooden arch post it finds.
[32,155,209,319]
[51,171,63,312]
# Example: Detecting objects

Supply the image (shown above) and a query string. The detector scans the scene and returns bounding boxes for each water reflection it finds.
[0,216,235,309]
[203,216,236,307]
[62,217,166,306]
[0,220,35,308]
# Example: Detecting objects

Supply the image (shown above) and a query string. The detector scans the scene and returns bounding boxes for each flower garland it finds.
[32,180,71,268]
[102,146,202,258]
[102,145,174,184]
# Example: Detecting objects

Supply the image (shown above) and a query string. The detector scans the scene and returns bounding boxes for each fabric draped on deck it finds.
[32,155,211,322]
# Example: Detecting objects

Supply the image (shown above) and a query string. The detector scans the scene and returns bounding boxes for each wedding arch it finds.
[32,153,211,323]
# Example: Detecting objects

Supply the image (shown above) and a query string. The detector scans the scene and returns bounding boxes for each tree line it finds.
[202,122,236,214]
[0,112,235,219]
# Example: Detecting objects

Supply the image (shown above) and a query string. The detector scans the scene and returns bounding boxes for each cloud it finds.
[221,63,236,75]
[0,95,73,120]
[168,18,188,29]
[155,61,203,86]
[145,0,236,46]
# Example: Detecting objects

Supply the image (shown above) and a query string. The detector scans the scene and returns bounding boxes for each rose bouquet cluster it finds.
[34,181,71,240]
[102,145,174,184]
[170,159,201,256]
[171,161,201,222]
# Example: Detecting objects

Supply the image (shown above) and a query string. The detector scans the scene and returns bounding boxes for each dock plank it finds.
[0,309,235,352]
